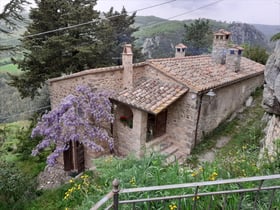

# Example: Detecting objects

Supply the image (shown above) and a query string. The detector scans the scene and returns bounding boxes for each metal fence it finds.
[91,174,280,210]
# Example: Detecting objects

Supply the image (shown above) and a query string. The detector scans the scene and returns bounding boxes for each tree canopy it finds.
[271,32,280,42]
[0,0,29,51]
[242,44,269,65]
[102,7,142,64]
[31,85,114,166]
[10,0,140,98]
[183,18,213,55]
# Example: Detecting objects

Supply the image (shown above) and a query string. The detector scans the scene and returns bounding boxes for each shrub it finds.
[0,161,37,209]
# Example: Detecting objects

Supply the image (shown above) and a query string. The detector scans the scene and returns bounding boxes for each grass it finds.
[0,63,21,75]
[0,120,46,175]
[189,87,265,163]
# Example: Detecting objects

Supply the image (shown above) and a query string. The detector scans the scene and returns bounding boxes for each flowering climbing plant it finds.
[31,85,114,166]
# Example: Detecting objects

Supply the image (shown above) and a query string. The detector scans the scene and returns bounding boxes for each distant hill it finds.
[134,16,275,59]
[252,24,280,40]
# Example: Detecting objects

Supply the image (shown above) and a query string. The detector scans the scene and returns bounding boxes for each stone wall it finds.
[48,67,124,169]
[113,103,147,157]
[197,74,264,141]
[166,92,198,154]
[48,67,123,108]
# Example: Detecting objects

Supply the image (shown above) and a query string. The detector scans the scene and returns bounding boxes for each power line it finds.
[166,0,225,21]
[0,0,176,43]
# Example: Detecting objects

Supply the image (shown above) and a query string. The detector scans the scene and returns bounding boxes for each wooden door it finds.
[75,141,85,173]
[63,141,85,173]
[63,141,73,171]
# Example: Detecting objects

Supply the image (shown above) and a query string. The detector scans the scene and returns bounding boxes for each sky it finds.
[1,0,280,25]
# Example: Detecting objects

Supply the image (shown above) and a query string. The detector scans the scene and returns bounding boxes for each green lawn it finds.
[0,63,21,74]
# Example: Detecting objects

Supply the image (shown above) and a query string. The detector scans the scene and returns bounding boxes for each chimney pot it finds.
[175,43,187,58]
[122,44,133,89]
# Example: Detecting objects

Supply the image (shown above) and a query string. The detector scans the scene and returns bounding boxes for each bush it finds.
[0,161,37,209]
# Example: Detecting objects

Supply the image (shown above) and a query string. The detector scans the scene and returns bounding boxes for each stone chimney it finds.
[226,46,243,72]
[212,29,231,64]
[175,43,187,58]
[122,44,133,89]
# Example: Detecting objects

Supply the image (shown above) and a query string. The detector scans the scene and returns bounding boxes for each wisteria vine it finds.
[31,85,114,166]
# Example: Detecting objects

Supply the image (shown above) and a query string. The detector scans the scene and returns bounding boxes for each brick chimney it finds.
[212,29,231,64]
[175,43,187,58]
[226,46,243,72]
[122,44,133,89]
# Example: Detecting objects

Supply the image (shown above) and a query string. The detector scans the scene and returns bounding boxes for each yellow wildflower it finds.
[169,203,177,210]
[192,196,200,201]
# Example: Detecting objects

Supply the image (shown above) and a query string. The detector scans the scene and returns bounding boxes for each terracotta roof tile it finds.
[111,78,188,114]
[148,55,264,92]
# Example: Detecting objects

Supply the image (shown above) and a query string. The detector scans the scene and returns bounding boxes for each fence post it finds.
[113,179,120,210]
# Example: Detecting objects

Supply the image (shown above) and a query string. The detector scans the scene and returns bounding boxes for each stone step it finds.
[161,144,178,156]
[146,135,187,165]
[166,152,186,165]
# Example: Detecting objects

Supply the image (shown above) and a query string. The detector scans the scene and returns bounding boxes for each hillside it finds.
[0,72,50,123]
[134,16,272,59]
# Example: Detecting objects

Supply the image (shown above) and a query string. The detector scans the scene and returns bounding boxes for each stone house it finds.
[48,29,264,171]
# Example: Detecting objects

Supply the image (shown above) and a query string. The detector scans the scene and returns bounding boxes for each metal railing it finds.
[91,174,280,210]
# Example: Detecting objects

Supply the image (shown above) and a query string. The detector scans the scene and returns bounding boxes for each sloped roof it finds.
[148,55,264,92]
[111,78,188,114]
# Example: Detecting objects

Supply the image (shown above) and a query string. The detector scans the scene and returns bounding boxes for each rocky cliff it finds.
[136,21,269,59]
[229,23,268,49]
[261,40,280,157]
[262,41,280,115]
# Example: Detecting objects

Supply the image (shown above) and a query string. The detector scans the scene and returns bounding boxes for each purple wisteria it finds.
[31,85,114,166]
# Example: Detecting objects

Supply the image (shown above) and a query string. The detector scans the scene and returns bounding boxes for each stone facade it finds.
[197,75,264,142]
[48,35,264,170]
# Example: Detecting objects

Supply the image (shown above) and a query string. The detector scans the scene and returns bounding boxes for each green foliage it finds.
[134,21,185,38]
[0,63,21,74]
[0,160,37,209]
[270,32,280,41]
[10,1,140,98]
[0,0,30,53]
[101,7,143,64]
[16,115,48,162]
[183,18,213,55]
[242,44,269,64]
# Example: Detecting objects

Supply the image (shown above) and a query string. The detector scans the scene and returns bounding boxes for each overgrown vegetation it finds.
[0,119,47,209]
[242,44,269,64]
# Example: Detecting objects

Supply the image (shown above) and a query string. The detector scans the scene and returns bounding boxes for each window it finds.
[118,103,133,128]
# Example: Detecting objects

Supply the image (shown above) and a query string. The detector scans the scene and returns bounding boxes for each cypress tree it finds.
[10,1,141,98]
[183,19,213,55]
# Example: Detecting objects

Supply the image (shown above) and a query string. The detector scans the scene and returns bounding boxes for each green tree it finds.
[271,32,280,41]
[183,18,213,55]
[9,1,140,99]
[242,44,269,65]
[102,7,142,64]
[0,0,29,51]
[10,0,102,98]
